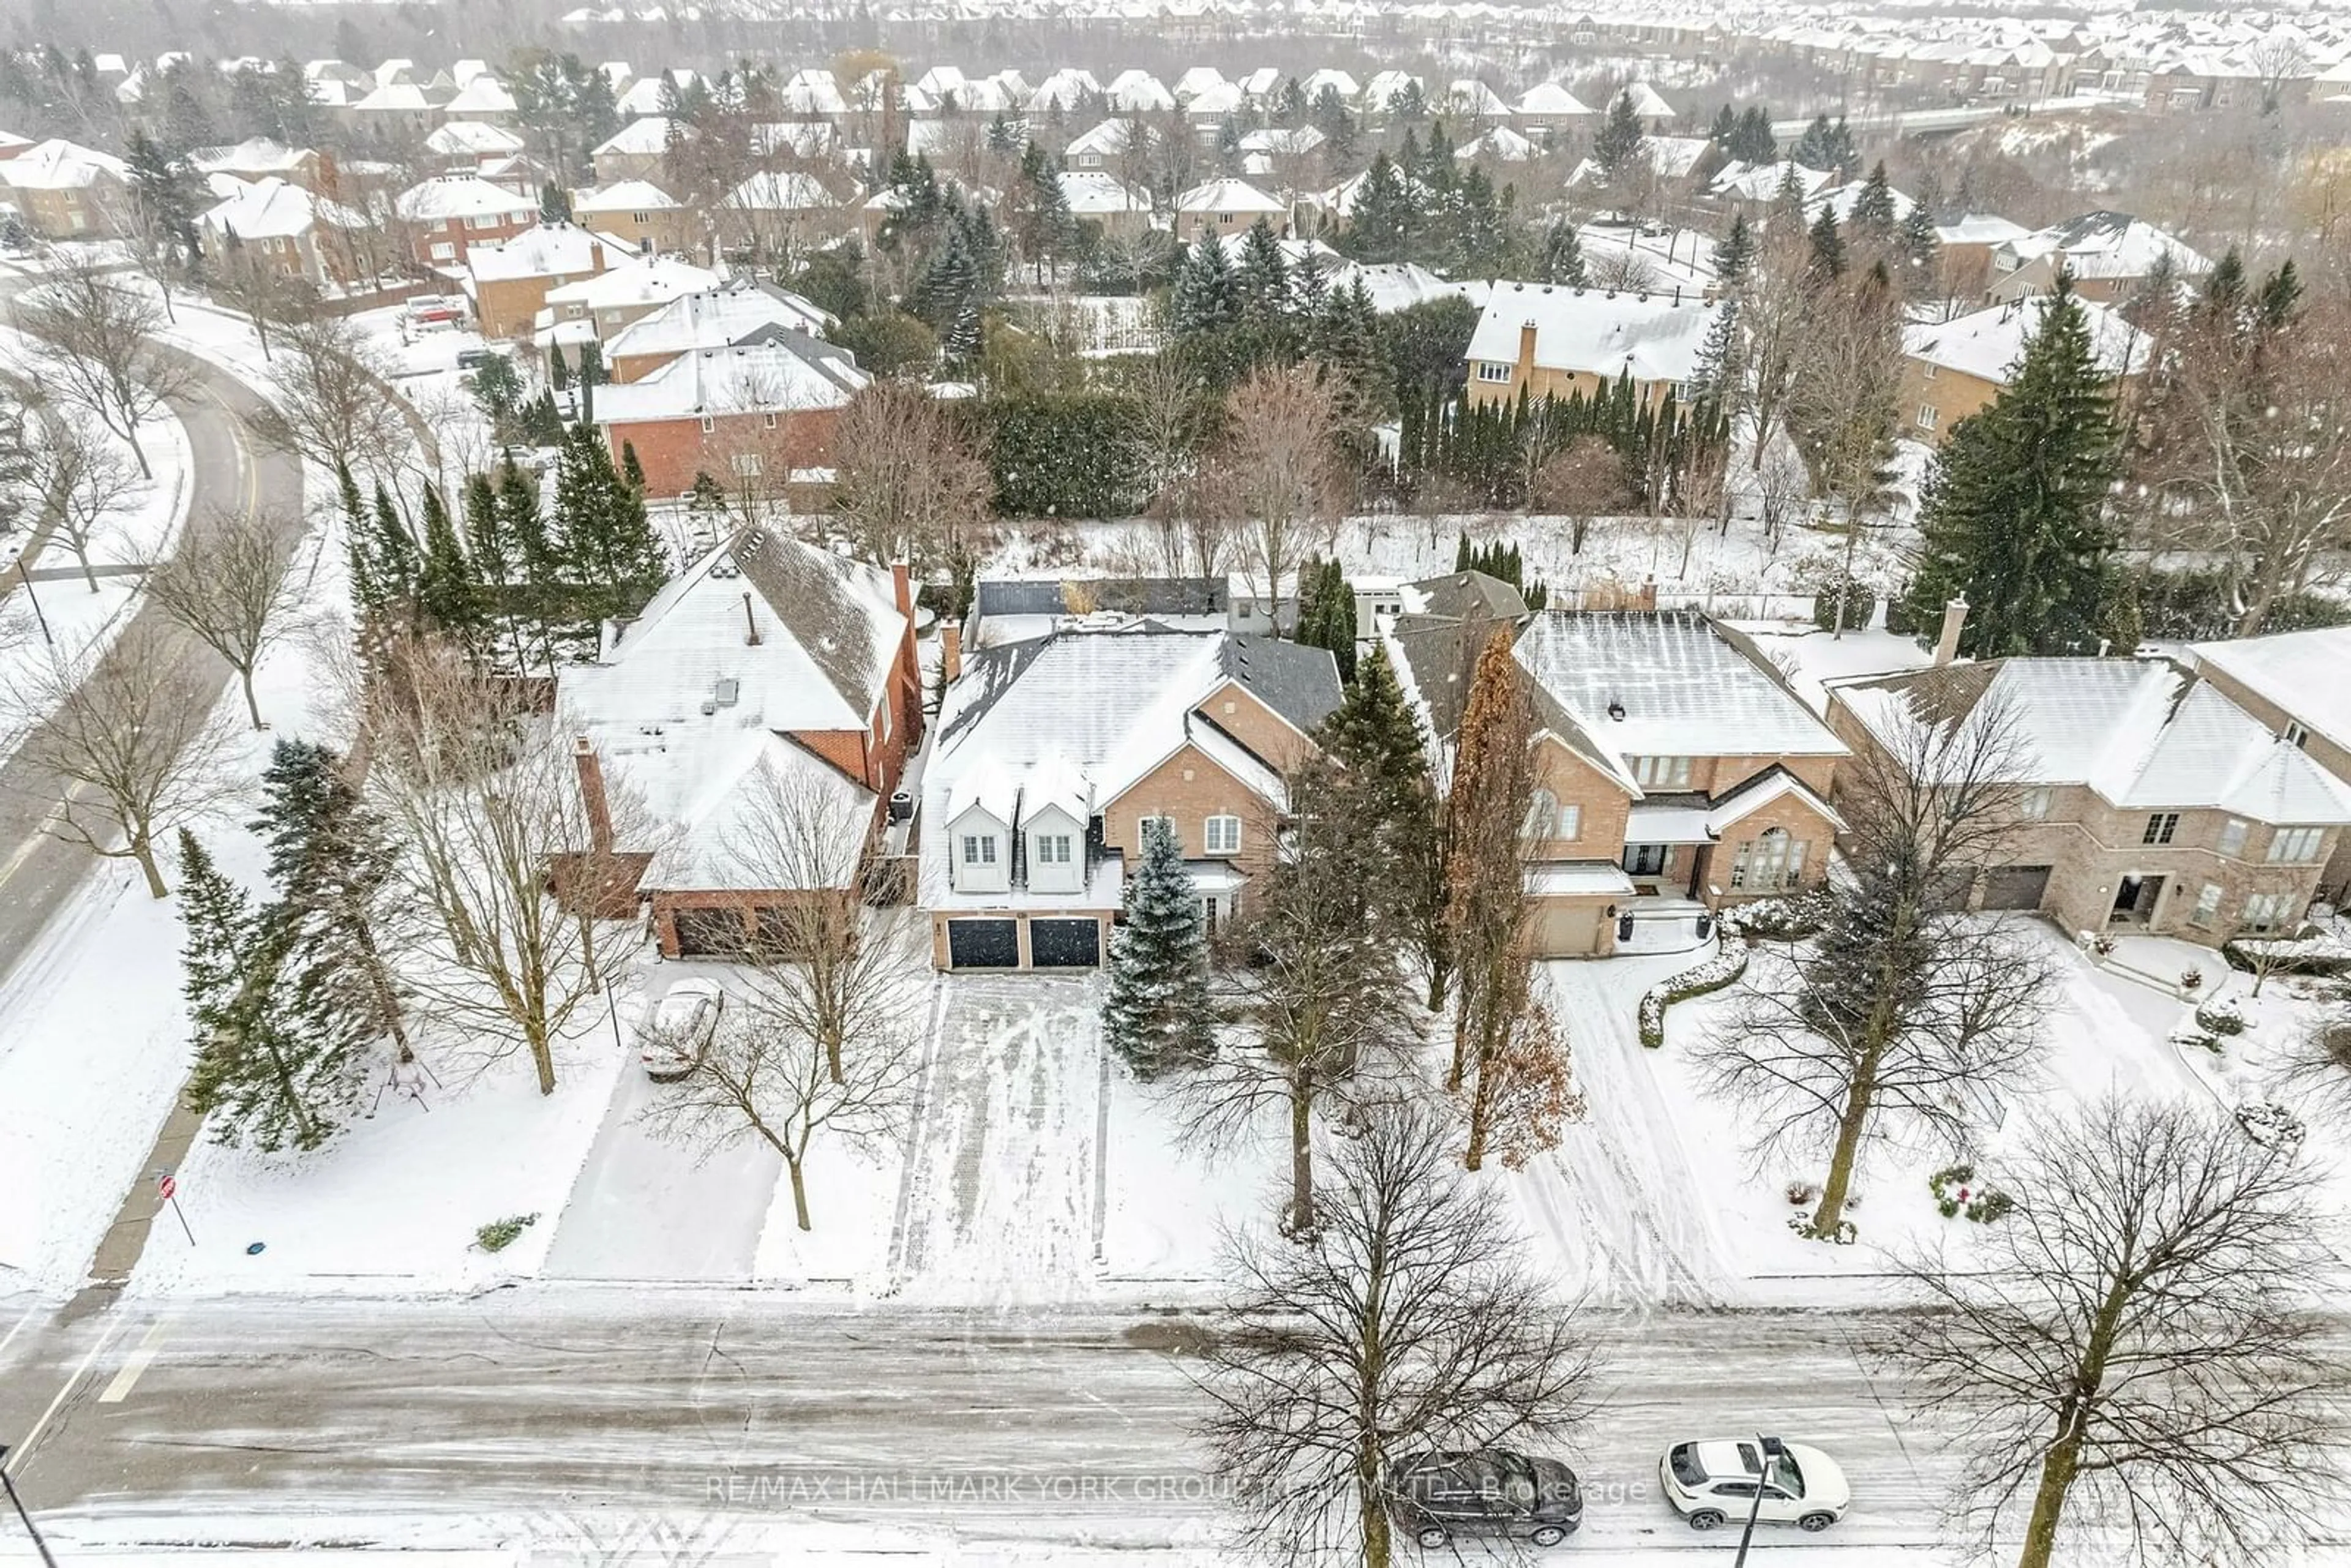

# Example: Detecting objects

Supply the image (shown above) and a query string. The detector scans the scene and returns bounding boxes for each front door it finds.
[1624,844,1670,878]
[2110,876,2163,923]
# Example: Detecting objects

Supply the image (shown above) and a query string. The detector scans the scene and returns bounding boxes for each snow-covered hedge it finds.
[1721,891,1832,942]
[1638,939,1750,1049]
[2226,923,2351,977]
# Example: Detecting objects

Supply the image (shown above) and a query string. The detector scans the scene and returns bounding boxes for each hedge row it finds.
[1637,937,1750,1049]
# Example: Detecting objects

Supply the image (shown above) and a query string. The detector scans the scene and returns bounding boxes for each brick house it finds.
[1390,588,1847,957]
[190,138,331,192]
[1900,295,2150,444]
[539,251,722,348]
[590,335,868,497]
[1463,283,1725,411]
[571,179,696,255]
[392,174,537,268]
[463,223,631,339]
[0,139,128,238]
[198,176,369,286]
[1826,657,2351,948]
[921,624,1341,970]
[1985,211,2211,305]
[557,528,923,958]
[1172,176,1291,242]
[2188,626,2351,903]
[591,118,686,186]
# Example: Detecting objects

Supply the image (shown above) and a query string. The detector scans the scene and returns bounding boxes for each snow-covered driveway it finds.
[889,975,1105,1301]
[1512,958,1738,1309]
[541,1049,782,1282]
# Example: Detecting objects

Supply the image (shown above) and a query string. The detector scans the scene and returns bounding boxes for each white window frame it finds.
[2240,890,2298,934]
[2188,881,2223,928]
[2018,786,2052,820]
[763,411,779,429]
[730,451,763,476]
[961,833,997,866]
[1204,814,1242,855]
[2218,817,2249,857]
[1036,833,1073,865]
[2267,825,2323,864]
[1915,404,1940,430]
[1557,803,1581,841]
[1633,755,1693,789]
[699,415,716,433]
[1728,827,1805,892]
[1477,361,1513,383]
[2284,721,2310,747]
[1137,815,1177,851]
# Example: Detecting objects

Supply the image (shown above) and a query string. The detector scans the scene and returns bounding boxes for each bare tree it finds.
[209,248,319,362]
[1886,1095,2347,1568]
[1198,1100,1601,1568]
[12,260,200,479]
[1697,686,2053,1237]
[1215,363,1346,632]
[830,379,994,575]
[1736,228,1815,471]
[144,506,304,729]
[720,758,925,1086]
[7,620,239,898]
[362,634,633,1095]
[1785,269,1905,636]
[1531,432,1629,555]
[25,408,144,591]
[1182,762,1417,1234]
[257,313,418,484]
[637,980,921,1231]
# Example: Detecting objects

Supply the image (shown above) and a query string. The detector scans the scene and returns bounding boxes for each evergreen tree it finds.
[1347,151,1410,263]
[1102,819,1215,1079]
[1898,203,1941,274]
[416,482,487,642]
[1690,297,1742,402]
[1708,103,1738,144]
[550,425,666,610]
[2203,245,2248,319]
[2256,258,2302,330]
[539,182,572,223]
[1537,217,1586,286]
[1234,217,1291,324]
[496,459,553,582]
[1171,238,1238,334]
[1592,90,1648,184]
[1454,531,1473,571]
[1905,291,2121,656]
[124,127,204,280]
[253,740,411,1071]
[1712,212,1757,286]
[1806,206,1848,284]
[986,111,1021,154]
[1848,162,1896,240]
[181,829,352,1153]
[1771,164,1809,234]
[363,482,419,610]
[1295,558,1359,681]
[462,472,508,585]
[1730,104,1777,164]
[620,440,647,493]
[1449,168,1511,278]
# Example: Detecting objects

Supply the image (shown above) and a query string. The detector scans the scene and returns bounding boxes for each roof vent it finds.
[1607,699,1627,721]
[714,677,740,707]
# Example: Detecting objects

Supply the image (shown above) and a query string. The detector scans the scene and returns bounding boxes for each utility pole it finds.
[0,1445,62,1568]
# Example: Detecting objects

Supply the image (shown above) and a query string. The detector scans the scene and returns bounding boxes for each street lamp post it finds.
[1730,1433,1787,1568]
[10,554,51,644]
[0,1445,62,1568]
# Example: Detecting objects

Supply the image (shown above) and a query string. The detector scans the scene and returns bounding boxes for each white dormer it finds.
[945,759,1019,896]
[1024,802,1086,896]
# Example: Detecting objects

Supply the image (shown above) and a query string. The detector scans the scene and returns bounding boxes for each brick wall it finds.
[1528,736,1635,861]
[411,211,534,267]
[1193,680,1314,773]
[477,268,598,339]
[2190,664,2351,899]
[601,407,842,497]
[1103,745,1276,877]
[1697,791,1840,904]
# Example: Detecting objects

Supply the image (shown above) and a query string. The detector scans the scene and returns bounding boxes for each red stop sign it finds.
[158,1175,176,1200]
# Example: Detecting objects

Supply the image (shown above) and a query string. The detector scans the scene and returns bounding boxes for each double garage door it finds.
[1981,865,2053,912]
[945,917,1102,970]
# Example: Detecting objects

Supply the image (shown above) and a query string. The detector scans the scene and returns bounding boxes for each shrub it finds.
[2236,1101,2304,1149]
[981,392,1150,518]
[1638,938,1750,1048]
[1929,1163,2012,1221]
[475,1213,539,1253]
[1723,891,1832,942]
[1785,1180,1820,1207]
[2194,996,2247,1036]
[1807,568,1875,632]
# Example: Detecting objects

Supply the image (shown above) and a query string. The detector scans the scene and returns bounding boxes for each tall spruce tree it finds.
[1234,217,1291,323]
[1348,151,1410,263]
[416,481,487,642]
[253,740,413,1070]
[1103,819,1216,1080]
[1592,90,1648,184]
[1538,217,1586,285]
[1171,238,1238,334]
[1712,212,1757,286]
[1850,162,1898,241]
[181,830,351,1153]
[1904,290,2121,656]
[1806,206,1848,283]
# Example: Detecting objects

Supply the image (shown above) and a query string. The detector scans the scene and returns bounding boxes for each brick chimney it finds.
[1933,596,1970,667]
[572,737,615,853]
[891,557,913,620]
[941,618,963,683]
[1515,319,1539,381]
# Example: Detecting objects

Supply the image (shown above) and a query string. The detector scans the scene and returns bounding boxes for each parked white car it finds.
[639,979,724,1082]
[1659,1438,1850,1532]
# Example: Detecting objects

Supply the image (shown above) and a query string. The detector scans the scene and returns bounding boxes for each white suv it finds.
[1659,1437,1850,1533]
[639,979,724,1082]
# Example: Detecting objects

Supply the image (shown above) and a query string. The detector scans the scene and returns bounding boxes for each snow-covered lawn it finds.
[1099,1066,1273,1286]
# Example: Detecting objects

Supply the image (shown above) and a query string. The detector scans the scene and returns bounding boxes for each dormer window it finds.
[961,835,997,866]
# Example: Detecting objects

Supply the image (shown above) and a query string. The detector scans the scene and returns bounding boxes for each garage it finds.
[1981,865,2053,911]
[947,918,1021,969]
[673,906,752,958]
[1029,917,1102,969]
[1526,899,1605,958]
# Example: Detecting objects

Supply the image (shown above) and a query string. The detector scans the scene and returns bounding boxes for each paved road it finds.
[0,1291,1969,1556]
[0,347,304,986]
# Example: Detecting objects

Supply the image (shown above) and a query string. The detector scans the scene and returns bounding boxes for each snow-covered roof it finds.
[1239,126,1326,157]
[606,280,838,362]
[1903,296,2151,386]
[1445,78,1512,116]
[394,174,535,222]
[1328,260,1486,314]
[1172,66,1229,102]
[1514,612,1848,765]
[1175,176,1286,214]
[189,138,311,176]
[1059,169,1151,215]
[464,224,629,283]
[573,178,682,215]
[426,119,525,157]
[443,77,517,116]
[353,81,434,113]
[639,732,876,892]
[0,139,127,191]
[1997,210,2211,280]
[1709,158,1834,203]
[1065,117,1137,158]
[1620,81,1676,119]
[201,176,364,241]
[2191,628,2351,754]
[1105,69,1174,112]
[593,337,868,423]
[1027,67,1101,111]
[726,169,837,211]
[1933,212,2031,247]
[1808,179,1917,225]
[1302,67,1360,99]
[1515,81,1593,117]
[545,252,721,313]
[1835,659,2351,822]
[1459,126,1537,163]
[596,116,686,157]
[778,69,848,116]
[1467,283,1724,386]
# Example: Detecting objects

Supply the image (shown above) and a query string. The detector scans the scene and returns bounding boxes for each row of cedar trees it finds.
[1102,631,1579,1232]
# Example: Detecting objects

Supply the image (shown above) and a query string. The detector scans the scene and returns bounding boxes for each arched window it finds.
[1730,827,1806,891]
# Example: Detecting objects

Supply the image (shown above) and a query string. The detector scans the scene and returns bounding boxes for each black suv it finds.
[1387,1448,1583,1549]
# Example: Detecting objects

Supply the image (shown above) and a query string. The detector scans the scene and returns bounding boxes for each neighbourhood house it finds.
[540,252,722,348]
[1464,283,1723,410]
[1826,656,2351,948]
[1930,213,2032,303]
[570,179,692,253]
[393,174,536,266]
[198,176,367,285]
[190,138,329,192]
[2187,626,2351,901]
[602,279,837,383]
[1985,210,2211,304]
[557,529,922,958]
[1389,591,1847,957]
[422,119,526,172]
[922,625,1341,970]
[1058,170,1154,238]
[0,139,128,237]
[592,117,687,186]
[463,223,631,339]
[1900,295,2151,443]
[1172,176,1291,242]
[590,335,868,497]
